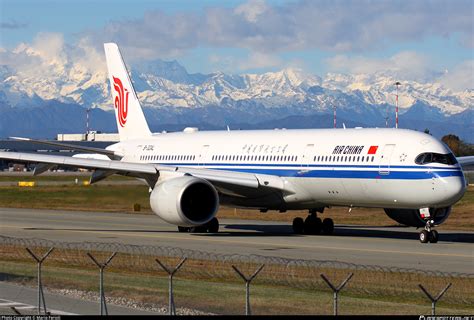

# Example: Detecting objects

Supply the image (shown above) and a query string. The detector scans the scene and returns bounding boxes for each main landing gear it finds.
[178,217,219,233]
[419,219,439,243]
[292,211,334,235]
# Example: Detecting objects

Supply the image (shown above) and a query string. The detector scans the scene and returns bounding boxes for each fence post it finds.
[155,257,187,316]
[87,252,117,316]
[320,273,353,316]
[25,247,54,315]
[418,283,452,316]
[232,264,265,316]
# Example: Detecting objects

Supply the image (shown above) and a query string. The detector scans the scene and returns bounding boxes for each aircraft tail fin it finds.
[104,43,151,141]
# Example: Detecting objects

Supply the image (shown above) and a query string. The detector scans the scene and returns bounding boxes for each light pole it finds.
[395,81,401,129]
[333,105,337,129]
[86,108,90,133]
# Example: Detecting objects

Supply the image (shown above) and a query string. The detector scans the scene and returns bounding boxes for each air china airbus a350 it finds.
[1,43,472,243]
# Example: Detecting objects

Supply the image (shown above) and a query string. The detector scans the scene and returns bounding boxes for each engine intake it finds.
[384,207,452,227]
[150,176,219,226]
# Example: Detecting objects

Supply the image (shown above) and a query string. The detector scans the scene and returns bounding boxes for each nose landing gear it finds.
[419,220,439,243]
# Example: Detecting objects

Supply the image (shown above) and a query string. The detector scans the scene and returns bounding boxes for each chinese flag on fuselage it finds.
[368,146,378,154]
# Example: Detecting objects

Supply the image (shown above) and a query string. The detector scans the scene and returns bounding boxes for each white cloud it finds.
[234,0,269,23]
[0,33,107,103]
[84,0,473,60]
[437,60,474,91]
[325,52,474,91]
[238,51,282,70]
[325,51,435,81]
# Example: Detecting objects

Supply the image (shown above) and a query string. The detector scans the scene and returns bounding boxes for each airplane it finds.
[1,43,472,244]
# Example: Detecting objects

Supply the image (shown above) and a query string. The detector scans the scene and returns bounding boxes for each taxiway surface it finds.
[1,208,472,273]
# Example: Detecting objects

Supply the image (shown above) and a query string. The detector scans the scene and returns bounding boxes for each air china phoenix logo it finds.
[112,76,129,127]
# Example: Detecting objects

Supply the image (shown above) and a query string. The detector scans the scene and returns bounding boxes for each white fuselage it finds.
[110,128,466,211]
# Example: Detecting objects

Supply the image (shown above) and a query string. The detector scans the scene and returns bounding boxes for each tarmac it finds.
[0,282,160,315]
[1,207,473,274]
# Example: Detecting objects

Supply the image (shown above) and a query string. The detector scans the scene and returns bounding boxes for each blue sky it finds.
[1,0,473,88]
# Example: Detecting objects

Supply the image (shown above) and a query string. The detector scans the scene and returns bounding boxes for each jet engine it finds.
[150,176,219,226]
[384,207,452,227]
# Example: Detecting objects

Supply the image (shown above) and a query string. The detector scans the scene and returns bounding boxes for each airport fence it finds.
[1,235,473,315]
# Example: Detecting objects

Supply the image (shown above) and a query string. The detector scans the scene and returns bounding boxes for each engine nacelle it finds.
[150,176,219,227]
[384,207,452,227]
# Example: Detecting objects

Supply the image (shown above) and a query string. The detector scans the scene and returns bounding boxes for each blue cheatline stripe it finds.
[150,162,463,180]
[213,168,463,180]
[154,162,459,171]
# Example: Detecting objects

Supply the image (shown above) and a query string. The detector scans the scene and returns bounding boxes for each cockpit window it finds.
[415,152,457,165]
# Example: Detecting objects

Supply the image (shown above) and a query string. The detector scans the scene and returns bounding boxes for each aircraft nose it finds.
[437,172,467,205]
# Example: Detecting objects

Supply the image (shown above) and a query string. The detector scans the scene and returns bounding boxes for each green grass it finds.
[0,185,151,213]
[1,260,472,315]
[0,174,134,182]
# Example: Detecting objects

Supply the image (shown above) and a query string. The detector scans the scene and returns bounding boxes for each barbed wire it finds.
[1,235,472,306]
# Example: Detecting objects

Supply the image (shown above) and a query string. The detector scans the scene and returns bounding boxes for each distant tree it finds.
[424,128,430,135]
[442,134,461,155]
[442,134,474,156]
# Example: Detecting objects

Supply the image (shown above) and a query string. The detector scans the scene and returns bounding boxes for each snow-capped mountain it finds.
[0,57,472,141]
[1,55,472,115]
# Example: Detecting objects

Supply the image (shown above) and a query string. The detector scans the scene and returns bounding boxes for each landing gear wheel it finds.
[304,216,322,235]
[178,226,190,233]
[292,217,304,234]
[207,217,219,233]
[429,230,439,243]
[322,218,334,235]
[419,230,429,243]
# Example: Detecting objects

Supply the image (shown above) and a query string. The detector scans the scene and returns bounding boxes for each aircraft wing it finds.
[457,156,474,170]
[0,151,286,194]
[9,137,120,159]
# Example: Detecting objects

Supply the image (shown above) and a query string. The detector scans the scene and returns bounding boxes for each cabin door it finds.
[378,144,395,175]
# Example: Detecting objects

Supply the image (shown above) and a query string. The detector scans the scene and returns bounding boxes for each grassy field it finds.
[0,174,134,182]
[0,173,472,230]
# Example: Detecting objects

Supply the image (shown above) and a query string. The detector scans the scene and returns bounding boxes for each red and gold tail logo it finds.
[112,76,129,127]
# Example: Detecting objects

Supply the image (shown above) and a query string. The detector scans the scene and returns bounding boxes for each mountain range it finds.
[0,58,472,142]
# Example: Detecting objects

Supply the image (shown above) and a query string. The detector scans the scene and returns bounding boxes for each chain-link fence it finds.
[1,235,473,315]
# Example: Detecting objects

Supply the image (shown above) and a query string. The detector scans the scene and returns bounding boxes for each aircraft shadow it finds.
[0,272,33,282]
[22,226,474,243]
[216,224,474,243]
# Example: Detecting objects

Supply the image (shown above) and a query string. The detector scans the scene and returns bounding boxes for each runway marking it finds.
[0,298,76,315]
[2,223,472,259]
